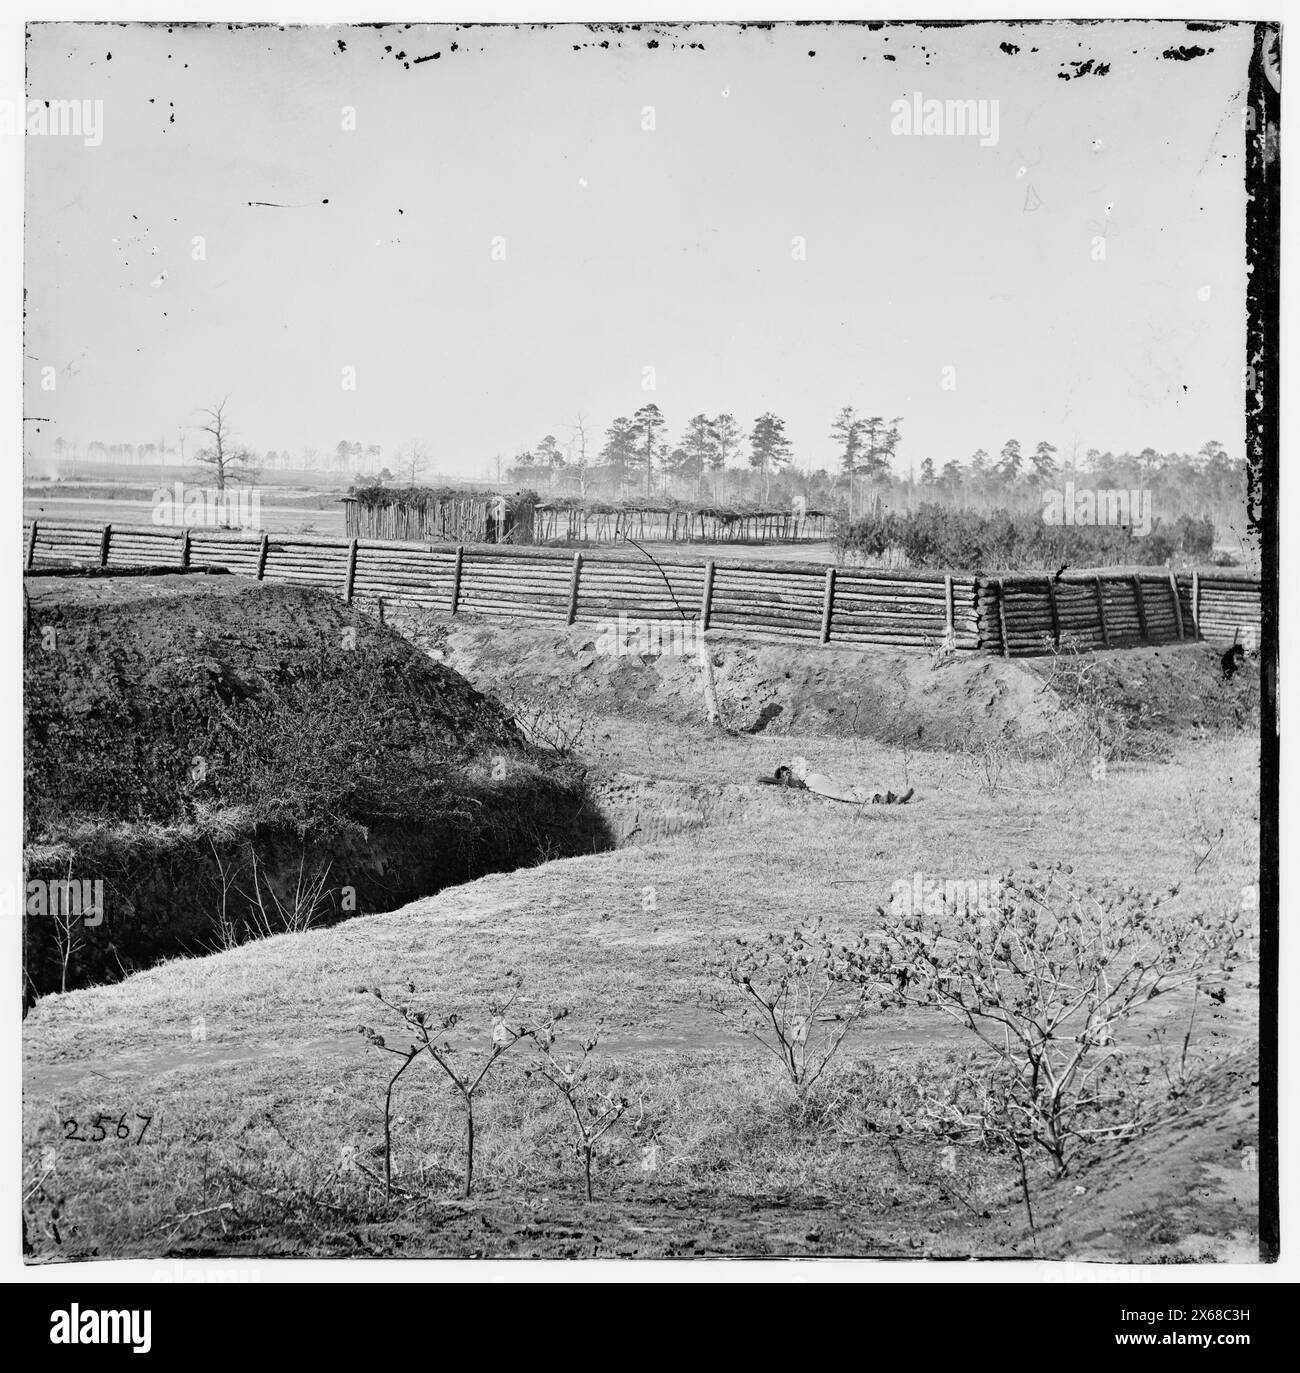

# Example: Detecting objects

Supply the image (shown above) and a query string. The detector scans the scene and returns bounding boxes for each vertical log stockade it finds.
[20,518,1262,659]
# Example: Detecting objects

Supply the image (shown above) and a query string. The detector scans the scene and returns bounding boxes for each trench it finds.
[24,779,626,1001]
[22,769,754,1003]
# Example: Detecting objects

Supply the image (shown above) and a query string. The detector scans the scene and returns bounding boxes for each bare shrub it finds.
[966,734,1010,797]
[709,918,875,1103]
[1035,634,1134,783]
[359,978,529,1199]
[242,846,333,937]
[49,860,87,994]
[500,690,589,758]
[525,1011,629,1201]
[868,862,1246,1180]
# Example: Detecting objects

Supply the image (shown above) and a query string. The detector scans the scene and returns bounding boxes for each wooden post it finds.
[943,574,954,636]
[1168,569,1185,640]
[820,567,836,644]
[25,519,38,570]
[1132,574,1149,641]
[450,545,464,614]
[1191,571,1201,637]
[995,578,1011,658]
[566,551,583,625]
[344,538,359,603]
[1045,575,1060,647]
[256,531,270,581]
[1094,575,1110,648]
[99,523,112,568]
[180,528,192,570]
[700,559,715,630]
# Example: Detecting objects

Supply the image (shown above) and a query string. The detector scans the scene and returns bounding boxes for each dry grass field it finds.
[23,610,1261,1259]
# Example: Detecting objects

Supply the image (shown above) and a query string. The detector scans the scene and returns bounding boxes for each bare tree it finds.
[567,411,591,499]
[49,865,87,995]
[391,439,430,488]
[194,398,257,491]
[525,1013,629,1202]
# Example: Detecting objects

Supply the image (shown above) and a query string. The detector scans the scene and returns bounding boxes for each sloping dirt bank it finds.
[391,610,1259,749]
[23,577,610,995]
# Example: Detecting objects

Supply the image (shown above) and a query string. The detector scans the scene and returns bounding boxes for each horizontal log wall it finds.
[980,570,1261,657]
[21,519,1263,656]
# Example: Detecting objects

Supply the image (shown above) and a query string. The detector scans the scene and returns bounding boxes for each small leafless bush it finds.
[359,978,528,1199]
[1036,635,1133,783]
[867,861,1247,1181]
[49,860,87,994]
[525,1011,629,1201]
[240,846,333,938]
[709,918,876,1104]
[502,691,589,758]
[1180,787,1226,876]
[968,734,1010,797]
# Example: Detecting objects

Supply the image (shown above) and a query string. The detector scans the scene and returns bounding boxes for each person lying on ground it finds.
[757,756,914,804]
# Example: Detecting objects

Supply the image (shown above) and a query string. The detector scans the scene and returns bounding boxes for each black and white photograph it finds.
[4,1,1288,1305]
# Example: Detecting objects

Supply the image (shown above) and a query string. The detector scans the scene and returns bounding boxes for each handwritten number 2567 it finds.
[61,1114,152,1145]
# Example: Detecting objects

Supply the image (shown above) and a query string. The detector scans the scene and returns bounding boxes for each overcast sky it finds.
[24,19,1252,477]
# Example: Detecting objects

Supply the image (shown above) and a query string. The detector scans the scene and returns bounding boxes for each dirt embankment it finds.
[392,610,1259,751]
[23,577,611,996]
[22,580,1259,996]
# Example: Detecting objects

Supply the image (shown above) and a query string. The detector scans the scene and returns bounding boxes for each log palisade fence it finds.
[22,518,1262,658]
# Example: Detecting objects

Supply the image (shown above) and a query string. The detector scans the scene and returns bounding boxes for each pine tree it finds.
[749,412,793,503]
[632,403,667,498]
[710,413,740,502]
[600,416,638,496]
[679,414,718,501]
[997,438,1023,485]
[831,405,863,517]
[1030,440,1058,482]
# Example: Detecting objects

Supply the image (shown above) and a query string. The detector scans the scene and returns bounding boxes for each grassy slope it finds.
[23,728,1259,1261]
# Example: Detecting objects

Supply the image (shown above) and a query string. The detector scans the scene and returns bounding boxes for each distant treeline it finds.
[835,505,1218,572]
[41,408,1247,549]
